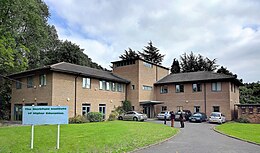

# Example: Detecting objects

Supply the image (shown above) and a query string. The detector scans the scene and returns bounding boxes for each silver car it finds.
[157,111,171,120]
[208,112,226,124]
[118,111,147,121]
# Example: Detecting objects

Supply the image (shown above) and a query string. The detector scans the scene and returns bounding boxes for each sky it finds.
[44,0,260,83]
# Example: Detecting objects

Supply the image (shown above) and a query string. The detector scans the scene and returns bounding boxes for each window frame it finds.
[27,76,33,88]
[192,83,201,92]
[241,106,246,114]
[248,106,253,114]
[213,106,220,112]
[82,77,91,89]
[82,103,91,116]
[16,79,22,89]
[39,74,46,86]
[160,85,168,94]
[176,84,184,93]
[211,82,222,92]
[143,85,152,91]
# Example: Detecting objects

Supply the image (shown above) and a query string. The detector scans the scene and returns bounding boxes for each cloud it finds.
[44,0,260,82]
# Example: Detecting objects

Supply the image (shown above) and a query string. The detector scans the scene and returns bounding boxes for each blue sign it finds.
[22,106,69,125]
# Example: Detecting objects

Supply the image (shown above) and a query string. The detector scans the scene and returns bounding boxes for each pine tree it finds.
[119,48,139,60]
[170,58,181,73]
[138,41,165,65]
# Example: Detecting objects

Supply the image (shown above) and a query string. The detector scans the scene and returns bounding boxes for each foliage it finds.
[139,41,165,65]
[179,52,218,72]
[108,111,119,121]
[170,58,181,73]
[0,121,178,152]
[235,117,250,123]
[122,100,132,112]
[240,81,260,104]
[217,66,234,76]
[119,48,139,60]
[216,122,260,144]
[69,115,89,124]
[87,112,103,122]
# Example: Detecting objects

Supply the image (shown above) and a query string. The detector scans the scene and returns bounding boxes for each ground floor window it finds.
[24,103,34,106]
[99,104,106,119]
[132,106,135,111]
[37,103,48,106]
[257,107,260,114]
[213,106,220,112]
[14,104,23,121]
[161,106,167,111]
[177,106,183,111]
[82,104,91,116]
[249,106,253,114]
[241,106,246,114]
[194,106,200,113]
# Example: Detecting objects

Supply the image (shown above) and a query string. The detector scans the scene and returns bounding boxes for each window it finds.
[82,104,91,115]
[241,106,246,114]
[143,62,152,68]
[212,82,221,91]
[257,107,260,114]
[16,80,22,89]
[249,106,253,114]
[117,83,123,92]
[177,106,183,111]
[112,83,116,91]
[131,85,135,90]
[231,83,233,92]
[194,106,200,113]
[176,84,184,93]
[213,106,220,112]
[160,85,168,94]
[132,106,135,111]
[27,76,33,88]
[192,83,201,92]
[99,80,106,90]
[82,78,91,89]
[143,85,152,91]
[99,104,106,119]
[39,74,46,86]
[37,103,48,106]
[162,106,167,111]
[106,82,110,91]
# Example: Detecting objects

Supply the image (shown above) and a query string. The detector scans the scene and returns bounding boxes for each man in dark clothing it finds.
[164,111,167,125]
[179,113,184,128]
[170,111,175,127]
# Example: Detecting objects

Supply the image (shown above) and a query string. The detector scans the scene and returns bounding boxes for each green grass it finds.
[0,121,178,153]
[215,122,260,144]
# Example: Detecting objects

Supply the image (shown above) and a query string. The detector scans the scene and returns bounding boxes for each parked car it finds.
[157,111,171,120]
[189,112,207,122]
[175,110,192,121]
[208,112,226,124]
[118,111,147,121]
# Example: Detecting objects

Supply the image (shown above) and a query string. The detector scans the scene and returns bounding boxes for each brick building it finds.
[236,104,260,123]
[9,58,243,121]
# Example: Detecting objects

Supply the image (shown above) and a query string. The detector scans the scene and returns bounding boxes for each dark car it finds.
[174,110,192,121]
[189,112,207,122]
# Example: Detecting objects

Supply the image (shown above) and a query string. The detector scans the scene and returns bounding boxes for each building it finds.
[236,104,260,123]
[9,58,243,121]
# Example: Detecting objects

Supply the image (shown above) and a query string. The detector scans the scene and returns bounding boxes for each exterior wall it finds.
[229,83,240,120]
[237,106,260,123]
[11,72,53,120]
[155,81,234,120]
[52,72,126,118]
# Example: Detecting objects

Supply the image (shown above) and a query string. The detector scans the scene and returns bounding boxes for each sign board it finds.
[22,106,69,125]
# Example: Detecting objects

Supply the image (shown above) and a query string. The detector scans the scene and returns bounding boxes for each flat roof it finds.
[139,100,164,105]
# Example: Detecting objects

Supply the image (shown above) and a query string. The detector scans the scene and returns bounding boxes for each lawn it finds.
[0,121,178,153]
[215,122,260,144]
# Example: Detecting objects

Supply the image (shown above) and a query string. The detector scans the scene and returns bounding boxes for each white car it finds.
[118,111,147,121]
[208,112,226,124]
[157,111,171,120]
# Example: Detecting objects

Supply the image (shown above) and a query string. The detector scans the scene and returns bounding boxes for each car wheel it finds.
[118,116,123,120]
[133,117,138,121]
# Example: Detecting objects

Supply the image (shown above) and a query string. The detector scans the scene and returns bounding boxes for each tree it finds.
[170,58,180,73]
[139,41,165,64]
[217,66,233,76]
[179,52,218,72]
[240,82,260,104]
[119,48,139,60]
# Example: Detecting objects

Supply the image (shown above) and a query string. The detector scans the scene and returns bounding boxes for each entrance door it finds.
[14,104,23,121]
[194,106,200,113]
[143,105,151,118]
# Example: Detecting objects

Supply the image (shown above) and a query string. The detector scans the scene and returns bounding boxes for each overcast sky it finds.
[44,0,260,83]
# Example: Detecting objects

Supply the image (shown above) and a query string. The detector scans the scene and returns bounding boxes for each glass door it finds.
[14,104,23,121]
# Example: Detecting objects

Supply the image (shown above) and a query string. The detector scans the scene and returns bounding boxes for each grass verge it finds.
[0,121,178,152]
[215,122,260,144]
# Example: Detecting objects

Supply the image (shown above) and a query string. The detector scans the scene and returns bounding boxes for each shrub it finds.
[108,111,119,121]
[236,117,250,123]
[87,112,103,122]
[69,115,89,124]
[122,100,132,112]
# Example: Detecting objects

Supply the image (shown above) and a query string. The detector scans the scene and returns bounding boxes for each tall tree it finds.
[119,48,139,60]
[170,58,181,73]
[240,82,260,104]
[139,41,165,65]
[180,52,218,72]
[217,66,233,76]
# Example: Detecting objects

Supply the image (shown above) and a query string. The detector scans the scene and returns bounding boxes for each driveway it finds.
[134,120,260,153]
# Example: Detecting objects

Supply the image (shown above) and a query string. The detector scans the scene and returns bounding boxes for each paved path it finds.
[134,120,260,153]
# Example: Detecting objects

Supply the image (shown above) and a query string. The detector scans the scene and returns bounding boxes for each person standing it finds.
[179,113,184,128]
[164,111,167,125]
[170,111,175,127]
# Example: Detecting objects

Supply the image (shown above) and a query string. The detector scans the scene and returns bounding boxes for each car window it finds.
[193,114,202,117]
[211,113,220,117]
[160,112,165,114]
[126,112,133,114]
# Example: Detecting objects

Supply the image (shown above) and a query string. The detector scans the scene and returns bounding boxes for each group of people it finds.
[164,111,185,128]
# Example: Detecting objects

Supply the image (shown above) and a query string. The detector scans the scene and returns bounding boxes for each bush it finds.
[236,117,250,123]
[87,112,103,122]
[108,111,119,121]
[69,115,89,124]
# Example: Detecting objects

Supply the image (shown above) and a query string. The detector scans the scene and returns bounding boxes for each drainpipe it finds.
[204,83,207,114]
[74,75,79,117]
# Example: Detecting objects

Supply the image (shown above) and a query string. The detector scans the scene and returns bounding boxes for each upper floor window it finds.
[39,74,46,86]
[143,85,152,91]
[176,84,184,93]
[143,62,152,68]
[117,83,123,92]
[106,82,110,91]
[27,76,33,88]
[82,78,91,89]
[192,83,201,92]
[16,79,22,89]
[212,82,221,92]
[99,80,106,90]
[160,85,168,94]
